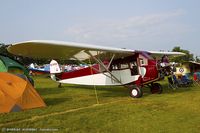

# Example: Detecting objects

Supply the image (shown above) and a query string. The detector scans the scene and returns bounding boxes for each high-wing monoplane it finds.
[8,40,185,98]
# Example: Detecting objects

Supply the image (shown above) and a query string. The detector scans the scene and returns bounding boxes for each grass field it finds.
[1,75,200,133]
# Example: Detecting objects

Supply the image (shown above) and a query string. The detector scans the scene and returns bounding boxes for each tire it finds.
[130,86,143,98]
[151,83,163,94]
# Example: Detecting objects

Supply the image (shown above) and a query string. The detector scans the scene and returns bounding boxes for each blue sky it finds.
[0,0,200,56]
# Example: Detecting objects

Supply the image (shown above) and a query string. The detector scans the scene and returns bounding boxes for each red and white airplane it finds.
[8,40,185,98]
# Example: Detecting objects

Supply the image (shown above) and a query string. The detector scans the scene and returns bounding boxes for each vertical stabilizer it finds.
[50,60,61,74]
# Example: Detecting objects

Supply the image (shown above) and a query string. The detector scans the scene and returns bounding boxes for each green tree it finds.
[0,43,14,58]
[195,56,200,62]
[171,46,194,63]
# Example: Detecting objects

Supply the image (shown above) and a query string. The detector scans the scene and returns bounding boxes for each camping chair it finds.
[197,72,200,82]
[181,75,193,86]
[168,76,177,90]
[172,75,188,87]
[194,72,200,86]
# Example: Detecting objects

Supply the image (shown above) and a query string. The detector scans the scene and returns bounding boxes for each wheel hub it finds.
[131,89,138,96]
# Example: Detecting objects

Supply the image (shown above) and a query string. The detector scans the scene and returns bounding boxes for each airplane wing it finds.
[7,40,185,61]
[8,40,135,60]
[146,50,185,58]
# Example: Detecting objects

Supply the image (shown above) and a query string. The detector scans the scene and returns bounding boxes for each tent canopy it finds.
[0,72,46,113]
[0,55,30,77]
[0,59,6,72]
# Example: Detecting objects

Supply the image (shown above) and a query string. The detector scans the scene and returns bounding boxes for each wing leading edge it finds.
[8,40,185,60]
[147,50,186,58]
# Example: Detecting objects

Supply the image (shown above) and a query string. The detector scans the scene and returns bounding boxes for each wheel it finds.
[130,86,143,98]
[151,83,163,94]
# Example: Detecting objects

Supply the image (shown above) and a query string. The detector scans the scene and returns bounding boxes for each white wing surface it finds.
[8,40,185,60]
[8,40,135,60]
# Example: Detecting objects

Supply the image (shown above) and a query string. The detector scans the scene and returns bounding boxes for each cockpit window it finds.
[120,63,129,69]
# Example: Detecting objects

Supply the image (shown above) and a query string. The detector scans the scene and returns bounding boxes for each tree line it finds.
[171,46,200,62]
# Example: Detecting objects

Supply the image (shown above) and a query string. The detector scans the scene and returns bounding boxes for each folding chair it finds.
[181,75,193,86]
[172,75,188,87]
[197,72,200,82]
[194,72,200,86]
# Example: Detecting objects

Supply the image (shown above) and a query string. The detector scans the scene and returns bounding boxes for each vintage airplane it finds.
[8,40,185,98]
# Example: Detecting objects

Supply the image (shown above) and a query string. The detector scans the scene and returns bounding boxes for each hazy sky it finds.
[0,0,199,56]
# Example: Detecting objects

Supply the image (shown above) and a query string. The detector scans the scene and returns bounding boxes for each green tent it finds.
[0,55,34,85]
[0,59,7,72]
[0,55,28,75]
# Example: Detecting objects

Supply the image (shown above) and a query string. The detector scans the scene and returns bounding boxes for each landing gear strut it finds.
[129,86,143,98]
[150,83,163,94]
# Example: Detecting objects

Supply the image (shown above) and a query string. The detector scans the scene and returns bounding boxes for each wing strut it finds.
[85,51,125,86]
[108,54,115,69]
[72,56,117,82]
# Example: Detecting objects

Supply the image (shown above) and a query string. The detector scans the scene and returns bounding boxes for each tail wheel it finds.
[151,83,163,94]
[130,86,143,98]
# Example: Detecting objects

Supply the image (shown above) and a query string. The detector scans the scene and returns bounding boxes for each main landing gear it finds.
[129,83,163,98]
[129,86,143,98]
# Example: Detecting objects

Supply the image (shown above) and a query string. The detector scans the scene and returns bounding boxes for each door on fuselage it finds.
[109,56,140,84]
[138,53,159,83]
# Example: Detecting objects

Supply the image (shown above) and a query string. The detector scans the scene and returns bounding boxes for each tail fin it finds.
[50,60,61,74]
[50,60,61,81]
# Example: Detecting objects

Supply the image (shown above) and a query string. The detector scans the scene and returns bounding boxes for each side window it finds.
[130,61,138,75]
[140,58,148,66]
[140,59,144,65]
[111,63,129,70]
[120,63,129,69]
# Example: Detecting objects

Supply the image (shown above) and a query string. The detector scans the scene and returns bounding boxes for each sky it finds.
[0,0,200,56]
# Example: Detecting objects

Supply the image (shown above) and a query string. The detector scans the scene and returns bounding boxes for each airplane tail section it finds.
[50,60,61,81]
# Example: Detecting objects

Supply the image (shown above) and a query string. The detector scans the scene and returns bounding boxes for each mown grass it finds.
[0,75,200,133]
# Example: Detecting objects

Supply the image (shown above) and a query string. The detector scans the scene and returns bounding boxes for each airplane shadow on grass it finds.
[158,83,194,95]
[44,97,72,106]
[52,84,179,98]
[38,83,195,103]
[36,87,65,96]
[60,84,145,98]
[36,88,70,106]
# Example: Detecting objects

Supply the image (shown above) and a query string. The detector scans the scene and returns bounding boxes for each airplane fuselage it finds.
[53,52,160,87]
